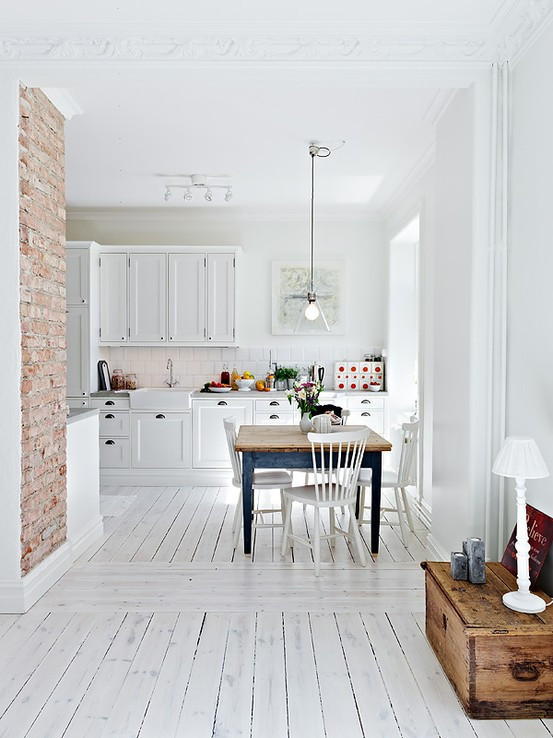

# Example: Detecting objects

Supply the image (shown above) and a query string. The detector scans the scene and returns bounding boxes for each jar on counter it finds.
[125,373,138,390]
[111,369,125,390]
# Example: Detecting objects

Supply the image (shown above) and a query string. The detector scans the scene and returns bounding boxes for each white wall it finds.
[67,215,387,351]
[508,25,553,593]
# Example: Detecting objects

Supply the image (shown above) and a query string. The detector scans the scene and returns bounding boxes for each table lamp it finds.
[492,436,549,614]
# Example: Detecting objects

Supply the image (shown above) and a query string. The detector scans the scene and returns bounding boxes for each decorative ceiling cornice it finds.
[0,1,551,66]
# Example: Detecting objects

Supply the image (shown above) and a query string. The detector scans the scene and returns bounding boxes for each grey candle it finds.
[450,551,468,580]
[465,537,486,584]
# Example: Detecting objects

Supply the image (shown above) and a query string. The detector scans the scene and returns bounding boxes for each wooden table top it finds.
[235,424,392,453]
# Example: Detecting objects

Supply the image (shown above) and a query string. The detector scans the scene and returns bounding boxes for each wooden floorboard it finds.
[0,485,546,737]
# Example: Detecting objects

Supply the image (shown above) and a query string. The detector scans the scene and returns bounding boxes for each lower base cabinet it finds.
[100,436,130,468]
[131,412,191,468]
[193,399,253,468]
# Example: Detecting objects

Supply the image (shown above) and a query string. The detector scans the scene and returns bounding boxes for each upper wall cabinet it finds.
[129,253,167,343]
[207,253,235,343]
[168,253,206,343]
[99,253,128,343]
[99,248,237,346]
[66,248,89,306]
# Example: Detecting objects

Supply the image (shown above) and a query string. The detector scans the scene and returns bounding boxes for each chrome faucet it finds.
[165,358,179,388]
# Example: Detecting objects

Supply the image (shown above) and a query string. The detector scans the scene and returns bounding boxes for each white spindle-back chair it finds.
[280,428,369,576]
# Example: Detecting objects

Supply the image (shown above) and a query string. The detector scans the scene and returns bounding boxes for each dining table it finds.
[234,424,392,557]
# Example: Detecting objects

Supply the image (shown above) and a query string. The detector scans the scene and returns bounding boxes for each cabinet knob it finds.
[82,392,86,396]
[156,414,166,419]
[82,298,86,303]
[169,336,173,340]
[121,337,126,341]
[217,401,228,406]
[269,401,279,406]
[160,337,164,341]
[105,413,115,419]
[105,400,115,406]
[269,414,279,420]
[361,399,371,404]
[104,440,115,445]
[208,336,212,341]
[361,412,371,417]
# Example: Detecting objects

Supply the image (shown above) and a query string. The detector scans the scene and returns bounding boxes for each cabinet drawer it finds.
[255,412,296,425]
[347,395,385,410]
[99,437,130,468]
[67,398,90,409]
[348,409,385,434]
[255,399,294,413]
[99,411,130,437]
[131,412,191,469]
[91,397,130,410]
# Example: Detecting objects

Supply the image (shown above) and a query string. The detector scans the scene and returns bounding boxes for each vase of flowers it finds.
[286,381,324,432]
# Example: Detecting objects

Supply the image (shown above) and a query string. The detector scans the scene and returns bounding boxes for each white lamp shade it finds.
[492,436,549,479]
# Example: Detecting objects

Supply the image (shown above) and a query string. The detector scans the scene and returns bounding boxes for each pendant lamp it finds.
[295,144,332,333]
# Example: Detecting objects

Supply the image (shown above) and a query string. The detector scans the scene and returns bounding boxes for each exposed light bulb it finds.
[204,189,212,202]
[305,301,320,321]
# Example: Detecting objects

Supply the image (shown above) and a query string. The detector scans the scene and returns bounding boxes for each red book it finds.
[501,504,553,587]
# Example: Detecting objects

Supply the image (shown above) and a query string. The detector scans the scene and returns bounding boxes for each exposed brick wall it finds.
[19,86,67,575]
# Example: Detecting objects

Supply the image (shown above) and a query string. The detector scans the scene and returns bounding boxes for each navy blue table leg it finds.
[242,452,254,555]
[371,452,382,555]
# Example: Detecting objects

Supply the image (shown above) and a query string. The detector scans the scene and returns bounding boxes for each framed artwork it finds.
[271,260,345,335]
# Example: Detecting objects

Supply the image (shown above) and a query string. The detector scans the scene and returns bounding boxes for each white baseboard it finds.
[413,498,432,530]
[101,469,233,486]
[68,515,104,561]
[425,533,449,562]
[0,542,73,614]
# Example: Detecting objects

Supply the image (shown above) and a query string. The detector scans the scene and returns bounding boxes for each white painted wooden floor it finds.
[1,485,551,738]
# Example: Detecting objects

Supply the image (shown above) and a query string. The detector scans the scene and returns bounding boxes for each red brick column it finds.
[19,86,67,575]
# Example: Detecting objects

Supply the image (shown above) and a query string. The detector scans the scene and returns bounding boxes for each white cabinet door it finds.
[193,399,253,468]
[347,410,385,435]
[206,253,235,343]
[66,249,89,306]
[131,412,191,468]
[100,253,128,343]
[66,306,89,397]
[168,253,206,343]
[129,253,167,343]
[100,437,130,468]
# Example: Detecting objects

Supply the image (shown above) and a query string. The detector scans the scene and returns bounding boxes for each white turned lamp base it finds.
[502,590,545,614]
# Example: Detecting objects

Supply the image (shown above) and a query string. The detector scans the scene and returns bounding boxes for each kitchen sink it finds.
[129,388,192,410]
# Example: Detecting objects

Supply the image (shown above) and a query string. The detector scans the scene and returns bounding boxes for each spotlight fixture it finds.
[162,174,233,204]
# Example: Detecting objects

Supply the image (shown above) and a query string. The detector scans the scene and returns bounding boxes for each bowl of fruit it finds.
[203,381,232,393]
[369,381,382,392]
[236,372,255,391]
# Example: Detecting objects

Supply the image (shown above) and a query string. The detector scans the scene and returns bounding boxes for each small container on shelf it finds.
[221,364,230,385]
[125,373,138,390]
[111,369,125,390]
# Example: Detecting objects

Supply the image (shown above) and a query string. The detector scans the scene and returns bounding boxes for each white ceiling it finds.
[2,0,513,27]
[65,73,443,215]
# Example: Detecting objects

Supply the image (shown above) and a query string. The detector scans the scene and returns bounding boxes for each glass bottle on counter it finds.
[231,367,240,390]
[111,369,125,390]
[125,373,138,390]
[221,363,230,385]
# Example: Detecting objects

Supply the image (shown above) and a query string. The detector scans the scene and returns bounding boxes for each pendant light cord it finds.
[310,150,315,294]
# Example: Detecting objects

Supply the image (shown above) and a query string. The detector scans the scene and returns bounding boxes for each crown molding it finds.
[494,0,553,63]
[66,206,381,224]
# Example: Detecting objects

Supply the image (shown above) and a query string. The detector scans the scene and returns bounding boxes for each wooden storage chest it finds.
[423,561,553,719]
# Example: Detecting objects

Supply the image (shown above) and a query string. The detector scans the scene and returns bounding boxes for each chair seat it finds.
[284,484,356,508]
[252,470,293,488]
[357,467,400,487]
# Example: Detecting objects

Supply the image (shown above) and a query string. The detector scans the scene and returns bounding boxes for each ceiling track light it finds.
[162,175,233,204]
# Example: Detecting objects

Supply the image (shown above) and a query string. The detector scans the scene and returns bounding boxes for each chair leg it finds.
[279,489,285,525]
[394,487,409,547]
[358,486,366,525]
[232,495,242,549]
[280,498,293,557]
[400,487,415,532]
[313,507,321,577]
[348,504,367,567]
[329,508,336,548]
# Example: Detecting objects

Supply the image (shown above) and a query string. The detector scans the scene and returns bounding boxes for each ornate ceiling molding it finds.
[0,2,551,66]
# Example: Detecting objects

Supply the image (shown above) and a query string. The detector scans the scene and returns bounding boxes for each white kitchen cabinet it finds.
[99,253,128,343]
[207,253,235,343]
[67,398,89,409]
[193,398,253,468]
[99,410,130,437]
[66,248,89,306]
[131,411,191,468]
[66,306,89,398]
[129,253,167,343]
[168,253,206,343]
[346,395,386,434]
[100,437,130,468]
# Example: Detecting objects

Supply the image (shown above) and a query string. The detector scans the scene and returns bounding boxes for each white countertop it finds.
[190,389,387,399]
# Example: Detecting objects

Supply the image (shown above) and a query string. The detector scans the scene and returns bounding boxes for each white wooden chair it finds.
[357,419,419,547]
[224,417,293,549]
[280,428,369,576]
